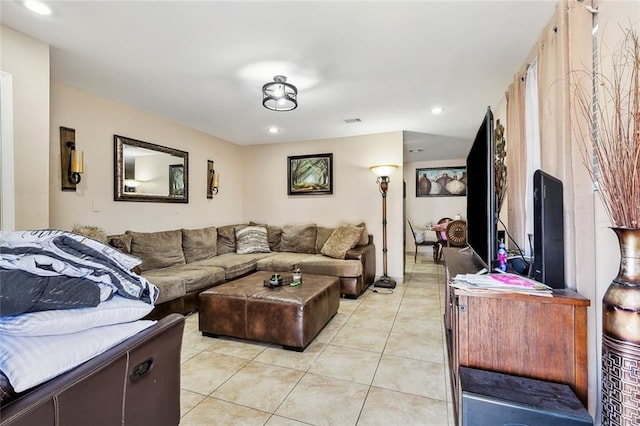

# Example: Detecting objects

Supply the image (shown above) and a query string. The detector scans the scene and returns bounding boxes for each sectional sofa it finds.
[109,222,376,318]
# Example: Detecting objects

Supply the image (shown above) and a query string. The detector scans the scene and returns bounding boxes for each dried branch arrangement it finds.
[575,27,640,228]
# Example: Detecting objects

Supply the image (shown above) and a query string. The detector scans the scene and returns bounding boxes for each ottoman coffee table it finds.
[199,271,340,351]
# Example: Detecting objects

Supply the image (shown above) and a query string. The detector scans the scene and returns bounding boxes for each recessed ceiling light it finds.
[267,127,280,134]
[22,0,52,15]
[431,107,445,114]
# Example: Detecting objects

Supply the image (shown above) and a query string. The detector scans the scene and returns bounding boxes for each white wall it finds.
[49,82,245,235]
[0,25,50,229]
[243,132,405,281]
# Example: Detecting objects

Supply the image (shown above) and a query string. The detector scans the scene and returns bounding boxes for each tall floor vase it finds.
[601,228,640,425]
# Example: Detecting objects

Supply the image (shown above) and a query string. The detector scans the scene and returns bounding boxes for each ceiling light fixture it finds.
[267,127,280,134]
[22,0,52,15]
[431,107,445,114]
[262,75,297,112]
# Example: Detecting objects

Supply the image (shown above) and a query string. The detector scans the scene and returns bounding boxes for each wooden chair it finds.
[433,217,452,263]
[408,220,435,263]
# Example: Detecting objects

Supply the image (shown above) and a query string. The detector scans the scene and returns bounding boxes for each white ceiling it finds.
[0,0,556,161]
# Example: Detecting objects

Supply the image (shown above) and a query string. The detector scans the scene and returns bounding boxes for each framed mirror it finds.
[114,135,189,203]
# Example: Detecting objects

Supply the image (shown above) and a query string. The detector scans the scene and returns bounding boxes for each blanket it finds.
[0,229,159,316]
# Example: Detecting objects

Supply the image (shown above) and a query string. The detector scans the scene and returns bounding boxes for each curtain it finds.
[524,60,541,256]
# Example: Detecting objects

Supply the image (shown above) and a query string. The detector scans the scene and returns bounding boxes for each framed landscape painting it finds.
[288,153,333,195]
[416,166,466,197]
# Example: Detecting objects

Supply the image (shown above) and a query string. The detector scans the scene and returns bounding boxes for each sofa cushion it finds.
[139,273,186,304]
[108,233,132,254]
[356,222,369,246]
[298,255,363,277]
[217,224,246,255]
[256,252,315,272]
[143,263,225,293]
[279,224,317,254]
[235,226,270,254]
[321,225,363,259]
[315,226,335,253]
[127,230,185,272]
[182,226,217,263]
[195,253,269,280]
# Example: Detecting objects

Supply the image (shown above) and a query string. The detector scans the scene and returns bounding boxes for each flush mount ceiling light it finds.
[431,107,445,114]
[262,75,297,112]
[22,0,52,15]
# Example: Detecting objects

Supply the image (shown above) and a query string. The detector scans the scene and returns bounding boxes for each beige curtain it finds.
[507,0,595,289]
[506,72,527,252]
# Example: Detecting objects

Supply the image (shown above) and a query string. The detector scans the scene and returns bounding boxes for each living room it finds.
[1,0,638,424]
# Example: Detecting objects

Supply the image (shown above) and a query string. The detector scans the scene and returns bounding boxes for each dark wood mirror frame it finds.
[114,135,189,203]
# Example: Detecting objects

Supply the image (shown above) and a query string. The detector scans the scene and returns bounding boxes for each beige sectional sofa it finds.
[109,222,376,318]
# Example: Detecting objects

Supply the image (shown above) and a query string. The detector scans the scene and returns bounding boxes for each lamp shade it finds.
[369,164,399,178]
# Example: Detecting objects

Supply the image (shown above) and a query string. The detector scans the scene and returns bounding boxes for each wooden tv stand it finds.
[442,248,590,423]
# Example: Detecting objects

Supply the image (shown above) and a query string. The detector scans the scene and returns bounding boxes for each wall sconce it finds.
[207,160,219,198]
[68,142,84,184]
[60,126,84,191]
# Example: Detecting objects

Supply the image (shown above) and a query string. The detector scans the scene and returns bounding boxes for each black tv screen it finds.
[466,107,497,269]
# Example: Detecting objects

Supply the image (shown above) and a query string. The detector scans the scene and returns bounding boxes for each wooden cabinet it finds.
[442,248,590,423]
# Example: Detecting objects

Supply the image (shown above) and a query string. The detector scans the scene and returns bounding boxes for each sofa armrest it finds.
[0,314,185,426]
[346,242,376,288]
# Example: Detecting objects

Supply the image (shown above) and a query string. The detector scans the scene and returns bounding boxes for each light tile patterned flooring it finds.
[179,254,455,425]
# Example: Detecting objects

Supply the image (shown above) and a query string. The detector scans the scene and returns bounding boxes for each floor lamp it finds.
[369,164,399,289]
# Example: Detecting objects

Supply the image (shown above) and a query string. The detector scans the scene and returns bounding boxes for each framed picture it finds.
[288,153,333,195]
[416,166,466,197]
[169,164,185,197]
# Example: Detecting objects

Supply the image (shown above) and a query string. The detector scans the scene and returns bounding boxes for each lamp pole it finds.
[374,175,396,288]
[369,164,399,289]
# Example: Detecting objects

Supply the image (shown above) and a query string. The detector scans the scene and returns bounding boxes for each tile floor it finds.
[179,254,455,425]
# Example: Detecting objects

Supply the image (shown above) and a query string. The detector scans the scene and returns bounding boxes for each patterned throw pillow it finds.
[235,226,271,254]
[321,225,364,259]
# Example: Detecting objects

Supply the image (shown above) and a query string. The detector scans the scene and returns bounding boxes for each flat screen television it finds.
[466,107,497,269]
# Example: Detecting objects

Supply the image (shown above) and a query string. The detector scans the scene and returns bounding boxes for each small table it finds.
[198,271,340,351]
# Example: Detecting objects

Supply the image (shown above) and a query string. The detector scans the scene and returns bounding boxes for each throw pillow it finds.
[127,229,186,272]
[182,226,217,263]
[235,226,271,254]
[279,224,317,254]
[321,225,364,259]
[249,221,282,251]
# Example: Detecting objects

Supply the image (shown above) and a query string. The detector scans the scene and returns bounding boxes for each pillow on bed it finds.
[0,296,154,336]
[0,320,155,393]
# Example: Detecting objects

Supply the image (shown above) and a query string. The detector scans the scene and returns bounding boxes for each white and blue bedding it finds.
[0,229,159,316]
[0,229,160,395]
[0,320,156,392]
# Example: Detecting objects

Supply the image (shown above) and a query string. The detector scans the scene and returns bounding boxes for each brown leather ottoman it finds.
[198,271,340,351]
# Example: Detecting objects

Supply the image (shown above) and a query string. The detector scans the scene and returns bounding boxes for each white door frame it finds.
[0,71,15,231]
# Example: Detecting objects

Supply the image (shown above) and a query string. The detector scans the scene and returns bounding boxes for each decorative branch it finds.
[574,27,640,228]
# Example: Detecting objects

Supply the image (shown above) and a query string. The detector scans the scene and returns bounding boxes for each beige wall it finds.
[0,25,50,229]
[49,82,245,235]
[48,82,405,280]
[591,1,640,421]
[243,132,405,281]
[403,158,466,257]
